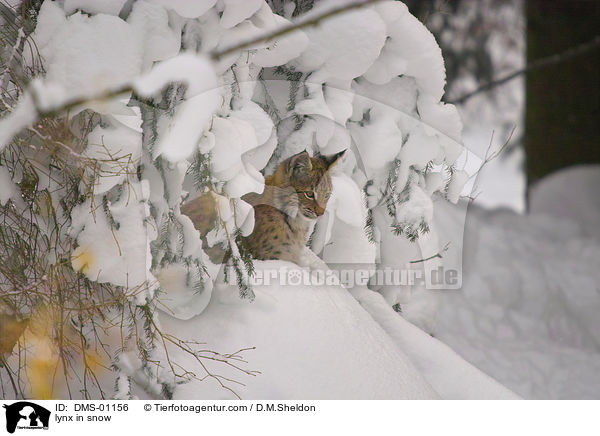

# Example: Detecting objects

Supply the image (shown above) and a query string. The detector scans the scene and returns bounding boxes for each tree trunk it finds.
[525,0,600,194]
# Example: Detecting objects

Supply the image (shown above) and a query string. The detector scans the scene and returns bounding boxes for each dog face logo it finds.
[2,402,50,433]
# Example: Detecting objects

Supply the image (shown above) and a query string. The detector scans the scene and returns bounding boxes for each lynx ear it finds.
[287,150,312,174]
[321,149,346,169]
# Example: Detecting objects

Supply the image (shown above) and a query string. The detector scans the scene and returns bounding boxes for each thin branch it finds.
[462,125,516,203]
[29,83,135,119]
[482,125,516,165]
[449,35,600,105]
[463,125,516,189]
[212,0,385,61]
[410,242,450,264]
[19,0,386,123]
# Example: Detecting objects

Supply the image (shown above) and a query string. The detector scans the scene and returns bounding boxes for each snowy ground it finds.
[434,165,600,399]
[159,274,440,400]
[157,263,516,400]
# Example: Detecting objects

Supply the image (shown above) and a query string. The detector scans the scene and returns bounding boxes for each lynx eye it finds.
[303,192,315,200]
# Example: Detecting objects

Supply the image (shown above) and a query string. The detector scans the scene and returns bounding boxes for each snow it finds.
[348,110,403,171]
[321,217,376,264]
[83,123,142,194]
[428,167,600,398]
[69,182,151,290]
[209,116,254,180]
[397,126,443,189]
[0,165,18,205]
[154,263,214,320]
[250,15,309,68]
[242,131,278,171]
[224,163,265,198]
[28,0,67,55]
[352,76,419,120]
[35,10,144,114]
[395,185,434,228]
[134,53,216,97]
[417,94,463,144]
[134,53,220,162]
[328,174,365,227]
[529,165,600,241]
[446,169,469,203]
[233,198,256,237]
[63,0,128,16]
[230,100,274,146]
[208,115,266,197]
[351,286,519,399]
[127,0,182,68]
[0,92,37,151]
[367,1,446,101]
[220,0,264,29]
[146,0,217,19]
[291,5,387,82]
[139,259,518,399]
[159,263,440,399]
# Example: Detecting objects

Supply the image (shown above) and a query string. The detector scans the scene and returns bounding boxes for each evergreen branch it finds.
[4,0,386,133]
[449,35,600,105]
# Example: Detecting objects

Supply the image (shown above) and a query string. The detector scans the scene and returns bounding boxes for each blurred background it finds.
[400,0,600,399]
[403,0,599,213]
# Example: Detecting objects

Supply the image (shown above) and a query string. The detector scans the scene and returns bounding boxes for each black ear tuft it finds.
[321,149,347,169]
[287,150,312,174]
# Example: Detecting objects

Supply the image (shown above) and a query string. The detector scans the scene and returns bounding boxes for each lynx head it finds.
[274,149,346,219]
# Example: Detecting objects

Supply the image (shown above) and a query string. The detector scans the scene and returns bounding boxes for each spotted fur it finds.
[181,150,345,265]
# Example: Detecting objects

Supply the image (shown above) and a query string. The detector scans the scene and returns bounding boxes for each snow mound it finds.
[434,200,600,399]
[159,263,436,400]
[157,261,516,399]
[352,286,518,399]
[529,165,600,241]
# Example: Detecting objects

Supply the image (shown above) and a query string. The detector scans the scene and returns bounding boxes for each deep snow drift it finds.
[159,268,439,400]
[434,165,600,399]
[157,261,517,400]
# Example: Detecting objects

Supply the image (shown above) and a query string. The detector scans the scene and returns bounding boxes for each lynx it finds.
[181,150,345,268]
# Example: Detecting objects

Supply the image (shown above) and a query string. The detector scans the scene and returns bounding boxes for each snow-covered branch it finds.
[213,0,385,60]
[0,0,470,400]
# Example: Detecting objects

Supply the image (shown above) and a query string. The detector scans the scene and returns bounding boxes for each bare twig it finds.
[410,242,450,264]
[146,315,258,399]
[449,35,600,105]
[462,125,517,203]
[480,125,516,170]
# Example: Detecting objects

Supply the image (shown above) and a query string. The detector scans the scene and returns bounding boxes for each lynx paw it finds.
[300,248,329,271]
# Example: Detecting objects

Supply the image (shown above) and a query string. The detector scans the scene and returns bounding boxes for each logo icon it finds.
[2,402,50,434]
